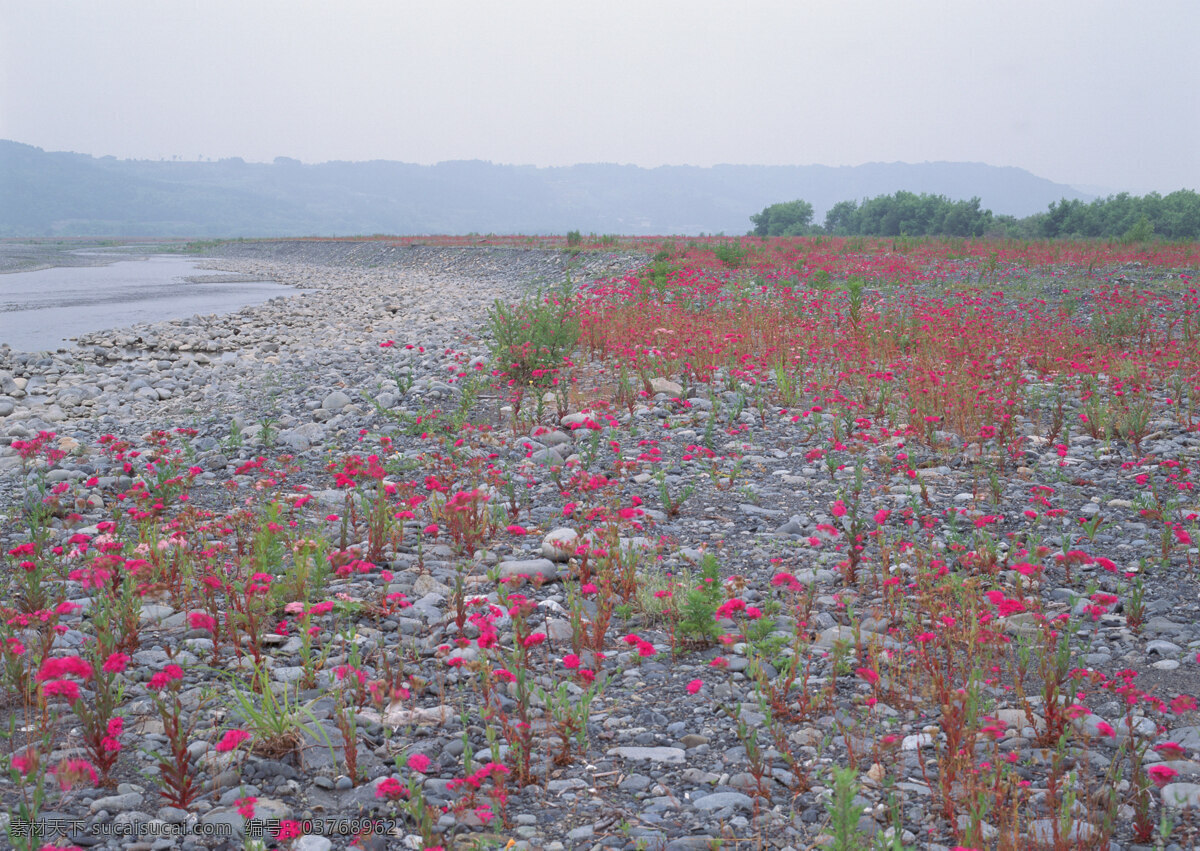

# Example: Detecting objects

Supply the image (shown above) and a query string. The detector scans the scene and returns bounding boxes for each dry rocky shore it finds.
[1,242,1200,850]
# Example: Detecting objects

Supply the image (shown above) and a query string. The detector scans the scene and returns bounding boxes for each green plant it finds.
[845,274,865,329]
[655,470,695,518]
[711,241,748,267]
[487,283,580,387]
[224,419,244,451]
[224,663,334,763]
[678,554,723,645]
[826,765,870,850]
[269,536,329,611]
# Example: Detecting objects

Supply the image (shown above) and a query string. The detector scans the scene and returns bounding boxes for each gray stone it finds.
[541,527,582,562]
[89,792,144,814]
[498,558,559,582]
[1154,780,1198,808]
[1148,639,1183,657]
[650,377,682,396]
[321,390,352,411]
[692,792,754,811]
[610,746,686,764]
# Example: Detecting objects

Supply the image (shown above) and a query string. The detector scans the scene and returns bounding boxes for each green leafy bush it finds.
[678,553,724,644]
[487,284,580,387]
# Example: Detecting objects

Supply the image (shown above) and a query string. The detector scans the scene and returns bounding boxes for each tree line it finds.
[751,189,1200,241]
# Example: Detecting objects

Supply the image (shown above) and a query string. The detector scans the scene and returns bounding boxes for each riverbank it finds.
[2,240,1199,850]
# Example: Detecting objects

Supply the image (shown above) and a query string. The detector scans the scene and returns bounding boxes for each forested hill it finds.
[1,140,1091,237]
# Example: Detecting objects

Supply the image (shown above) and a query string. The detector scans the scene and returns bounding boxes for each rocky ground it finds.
[1,241,1200,850]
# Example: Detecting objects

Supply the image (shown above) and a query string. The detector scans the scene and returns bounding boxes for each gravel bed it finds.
[0,242,1199,850]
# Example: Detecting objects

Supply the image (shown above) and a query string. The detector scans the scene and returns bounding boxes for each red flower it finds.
[51,758,97,791]
[376,777,407,800]
[686,679,703,694]
[189,612,217,632]
[42,680,80,701]
[1171,695,1198,714]
[102,653,129,673]
[1148,764,1179,787]
[276,820,303,840]
[215,730,251,753]
[1156,742,1187,760]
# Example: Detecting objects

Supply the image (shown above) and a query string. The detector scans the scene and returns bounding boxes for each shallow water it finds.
[0,255,296,352]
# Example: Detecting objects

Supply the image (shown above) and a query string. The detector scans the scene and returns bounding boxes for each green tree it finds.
[750,199,815,236]
[1122,213,1154,244]
[823,199,860,235]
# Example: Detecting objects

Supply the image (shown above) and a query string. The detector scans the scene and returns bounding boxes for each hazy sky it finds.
[3,1,1197,193]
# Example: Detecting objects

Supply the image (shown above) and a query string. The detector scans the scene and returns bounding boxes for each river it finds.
[0,254,296,352]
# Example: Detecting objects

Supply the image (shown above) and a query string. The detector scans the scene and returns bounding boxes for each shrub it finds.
[487,283,580,387]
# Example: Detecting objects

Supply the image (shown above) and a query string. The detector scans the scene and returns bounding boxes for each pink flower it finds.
[831,500,847,518]
[235,796,257,818]
[423,523,439,535]
[276,820,303,840]
[407,752,431,773]
[686,679,703,694]
[37,656,93,682]
[379,340,395,348]
[505,524,528,535]
[1156,742,1188,760]
[376,777,407,800]
[562,654,581,670]
[874,509,890,524]
[102,653,129,674]
[1171,695,1198,714]
[188,612,217,632]
[1148,764,1179,787]
[148,665,184,692]
[1094,721,1115,738]
[215,729,251,752]
[42,680,80,701]
[51,758,97,791]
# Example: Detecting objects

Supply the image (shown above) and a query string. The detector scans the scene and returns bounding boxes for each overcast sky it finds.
[2,1,1197,194]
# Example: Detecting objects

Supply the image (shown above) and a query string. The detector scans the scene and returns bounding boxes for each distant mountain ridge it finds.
[0,140,1092,237]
